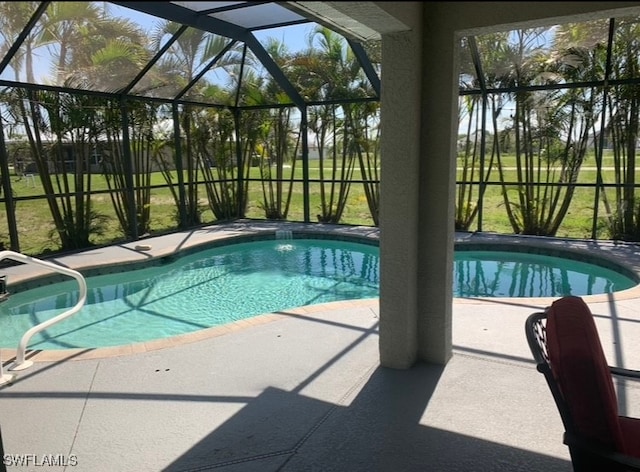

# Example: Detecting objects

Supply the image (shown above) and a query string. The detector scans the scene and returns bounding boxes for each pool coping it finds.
[2,220,640,362]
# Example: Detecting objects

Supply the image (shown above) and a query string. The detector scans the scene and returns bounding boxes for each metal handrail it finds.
[0,250,87,373]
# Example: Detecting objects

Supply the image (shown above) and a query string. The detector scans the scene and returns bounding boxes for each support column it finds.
[379,2,455,368]
[416,4,457,365]
[378,11,423,369]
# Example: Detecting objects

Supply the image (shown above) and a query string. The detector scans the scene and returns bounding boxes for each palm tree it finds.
[479,26,596,236]
[296,26,368,223]
[456,93,483,230]
[456,33,506,231]
[543,20,607,235]
[0,2,48,83]
[100,99,159,238]
[152,22,242,225]
[48,8,155,241]
[189,103,245,221]
[350,100,380,225]
[254,38,299,220]
[0,2,149,250]
[598,17,640,240]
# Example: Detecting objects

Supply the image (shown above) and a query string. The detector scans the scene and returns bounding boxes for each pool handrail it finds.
[0,250,87,372]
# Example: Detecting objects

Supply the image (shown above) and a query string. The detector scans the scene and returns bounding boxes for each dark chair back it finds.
[525,296,640,471]
[546,296,624,450]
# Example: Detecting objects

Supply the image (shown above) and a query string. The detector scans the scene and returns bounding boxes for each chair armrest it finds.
[610,366,640,380]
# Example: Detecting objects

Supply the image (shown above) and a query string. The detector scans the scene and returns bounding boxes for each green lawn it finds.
[3,152,638,256]
[455,150,637,239]
[1,165,377,255]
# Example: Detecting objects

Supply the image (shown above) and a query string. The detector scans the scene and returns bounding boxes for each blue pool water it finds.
[0,239,635,349]
[454,250,635,298]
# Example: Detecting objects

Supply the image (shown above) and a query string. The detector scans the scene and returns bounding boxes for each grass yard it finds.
[2,151,638,256]
[1,164,377,255]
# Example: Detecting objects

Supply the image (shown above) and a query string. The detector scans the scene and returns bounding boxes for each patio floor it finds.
[1,222,640,471]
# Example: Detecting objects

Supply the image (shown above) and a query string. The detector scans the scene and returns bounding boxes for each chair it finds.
[525,295,640,471]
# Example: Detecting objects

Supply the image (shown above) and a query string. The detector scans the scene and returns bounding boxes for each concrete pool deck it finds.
[1,221,640,471]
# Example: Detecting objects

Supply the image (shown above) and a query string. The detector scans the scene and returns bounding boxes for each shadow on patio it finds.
[165,363,571,471]
[0,295,615,472]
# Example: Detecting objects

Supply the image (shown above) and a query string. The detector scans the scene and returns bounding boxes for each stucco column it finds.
[378,8,423,369]
[379,2,455,368]
[415,4,457,365]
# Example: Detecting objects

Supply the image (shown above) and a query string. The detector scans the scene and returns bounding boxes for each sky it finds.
[0,2,320,86]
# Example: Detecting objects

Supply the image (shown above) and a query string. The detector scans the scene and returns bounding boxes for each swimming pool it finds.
[453,249,636,298]
[0,237,636,350]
